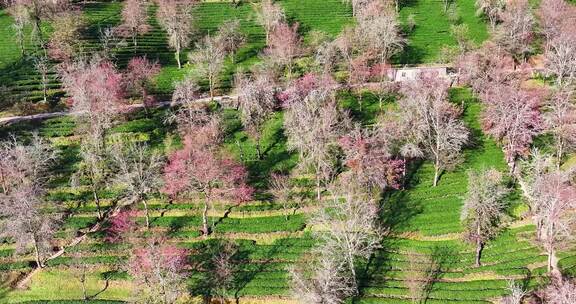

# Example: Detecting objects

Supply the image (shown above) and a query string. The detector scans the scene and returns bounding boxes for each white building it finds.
[388,66,451,82]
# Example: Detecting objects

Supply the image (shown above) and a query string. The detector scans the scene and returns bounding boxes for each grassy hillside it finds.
[1,88,574,303]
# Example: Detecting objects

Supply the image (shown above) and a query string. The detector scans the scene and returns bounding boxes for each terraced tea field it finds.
[1,88,574,303]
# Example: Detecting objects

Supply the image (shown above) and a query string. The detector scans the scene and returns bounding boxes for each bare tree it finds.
[355,4,404,73]
[4,0,72,53]
[117,0,150,50]
[396,72,469,186]
[215,19,246,64]
[531,169,576,274]
[405,250,444,304]
[494,0,534,60]
[475,0,505,29]
[156,0,195,69]
[209,240,238,303]
[501,279,527,304]
[544,88,576,166]
[252,0,285,45]
[283,74,352,199]
[112,142,164,229]
[289,254,355,304]
[269,172,293,220]
[234,71,277,159]
[33,55,50,103]
[46,11,85,62]
[189,35,226,99]
[461,168,508,267]
[8,4,27,56]
[311,183,383,284]
[0,135,57,268]
[544,31,576,87]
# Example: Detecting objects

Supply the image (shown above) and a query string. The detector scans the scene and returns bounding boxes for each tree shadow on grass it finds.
[354,160,426,301]
[188,238,290,302]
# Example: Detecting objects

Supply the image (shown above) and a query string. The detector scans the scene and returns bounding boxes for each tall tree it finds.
[265,22,302,80]
[33,55,50,103]
[215,19,246,64]
[311,183,383,291]
[494,0,534,60]
[117,0,150,49]
[234,71,277,159]
[460,168,508,267]
[481,85,543,175]
[189,35,226,99]
[531,169,576,274]
[156,0,195,69]
[252,0,285,45]
[339,125,404,192]
[475,0,505,29]
[543,279,576,304]
[290,254,355,304]
[544,31,576,87]
[396,72,469,186]
[456,43,517,95]
[355,3,404,73]
[46,11,85,62]
[112,142,164,229]
[128,239,189,304]
[544,88,576,166]
[162,131,253,235]
[125,56,161,107]
[0,136,57,268]
[5,0,72,52]
[283,74,352,199]
[59,57,125,218]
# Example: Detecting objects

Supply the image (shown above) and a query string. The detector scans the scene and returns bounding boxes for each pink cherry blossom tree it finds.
[125,56,161,107]
[162,135,253,235]
[265,22,302,80]
[59,57,125,218]
[481,85,544,175]
[339,125,404,192]
[129,239,189,303]
[494,0,535,60]
[117,0,150,49]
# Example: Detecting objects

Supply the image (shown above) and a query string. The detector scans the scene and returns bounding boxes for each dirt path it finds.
[0,95,237,127]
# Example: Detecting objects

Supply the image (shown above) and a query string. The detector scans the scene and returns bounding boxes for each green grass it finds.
[395,0,488,64]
